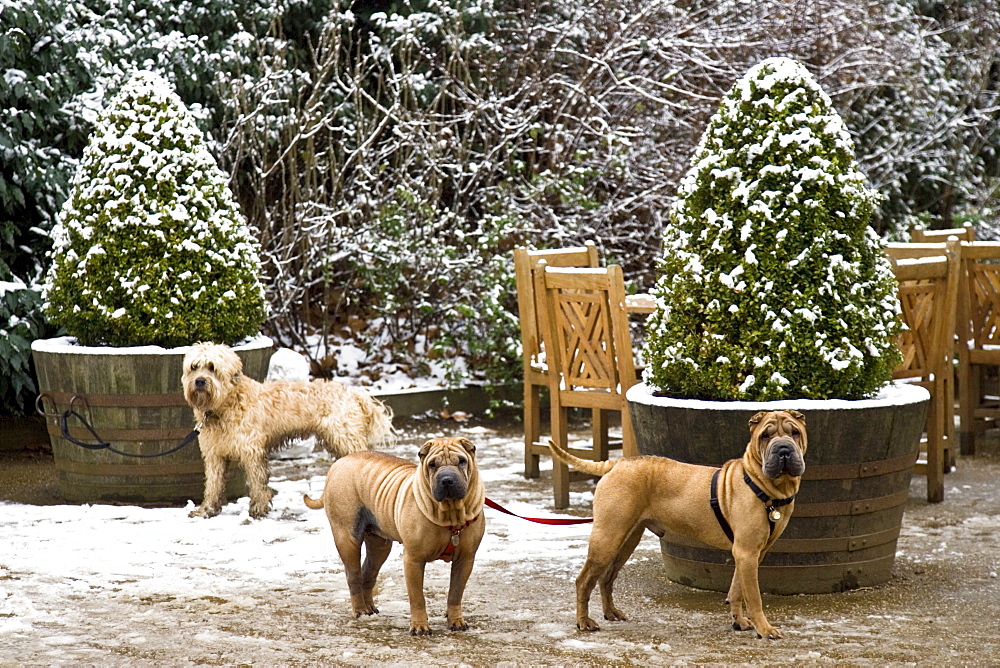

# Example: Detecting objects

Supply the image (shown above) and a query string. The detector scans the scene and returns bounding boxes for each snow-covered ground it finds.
[2,418,1000,665]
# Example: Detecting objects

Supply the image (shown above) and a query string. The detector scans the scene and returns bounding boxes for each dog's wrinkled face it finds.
[749,410,807,479]
[181,342,244,412]
[419,437,476,502]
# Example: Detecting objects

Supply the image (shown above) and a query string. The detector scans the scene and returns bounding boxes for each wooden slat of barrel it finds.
[34,340,271,505]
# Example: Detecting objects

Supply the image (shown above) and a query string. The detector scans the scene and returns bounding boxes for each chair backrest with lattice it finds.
[909,224,975,244]
[535,264,637,410]
[958,242,1000,350]
[886,240,961,384]
[513,243,601,375]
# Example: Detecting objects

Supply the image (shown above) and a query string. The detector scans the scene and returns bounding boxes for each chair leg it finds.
[524,381,541,478]
[592,409,609,462]
[926,394,944,504]
[551,405,571,509]
[553,460,570,509]
[958,356,974,456]
[621,403,637,458]
[944,373,956,470]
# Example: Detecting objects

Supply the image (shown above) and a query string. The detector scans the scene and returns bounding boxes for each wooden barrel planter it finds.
[626,382,930,595]
[31,336,272,505]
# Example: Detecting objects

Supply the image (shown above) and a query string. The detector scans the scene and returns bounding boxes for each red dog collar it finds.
[436,515,479,561]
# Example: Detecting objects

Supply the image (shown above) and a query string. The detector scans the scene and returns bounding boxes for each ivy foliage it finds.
[0,281,51,414]
[42,71,268,348]
[643,57,903,401]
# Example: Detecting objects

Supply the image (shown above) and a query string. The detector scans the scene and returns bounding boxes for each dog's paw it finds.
[188,506,219,519]
[409,623,432,636]
[756,625,783,640]
[448,618,469,632]
[353,606,378,617]
[732,617,753,632]
[248,505,271,520]
[577,617,601,632]
[603,607,628,622]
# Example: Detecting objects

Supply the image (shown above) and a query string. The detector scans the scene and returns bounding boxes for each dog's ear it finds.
[749,411,769,430]
[788,409,805,424]
[418,440,433,460]
[457,437,476,455]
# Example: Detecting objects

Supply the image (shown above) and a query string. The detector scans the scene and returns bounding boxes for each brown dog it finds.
[304,437,485,635]
[182,342,395,519]
[548,410,806,639]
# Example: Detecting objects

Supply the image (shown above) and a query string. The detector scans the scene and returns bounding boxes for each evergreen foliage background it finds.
[0,0,997,413]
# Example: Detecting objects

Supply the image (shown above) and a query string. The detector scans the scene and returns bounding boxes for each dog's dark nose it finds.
[774,442,794,460]
[195,377,207,389]
[433,469,467,501]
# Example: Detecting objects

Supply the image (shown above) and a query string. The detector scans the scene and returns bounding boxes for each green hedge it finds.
[643,58,902,401]
[42,71,268,348]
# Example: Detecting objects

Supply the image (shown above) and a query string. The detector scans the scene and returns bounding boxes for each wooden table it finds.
[626,293,656,314]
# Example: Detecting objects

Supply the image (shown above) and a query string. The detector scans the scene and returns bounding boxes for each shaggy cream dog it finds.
[182,342,395,519]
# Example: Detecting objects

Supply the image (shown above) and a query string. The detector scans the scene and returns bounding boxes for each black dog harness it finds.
[710,470,796,544]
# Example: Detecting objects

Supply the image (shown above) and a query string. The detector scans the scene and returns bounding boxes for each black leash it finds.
[710,469,796,544]
[36,394,200,458]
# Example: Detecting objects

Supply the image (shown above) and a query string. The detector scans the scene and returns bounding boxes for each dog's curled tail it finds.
[546,439,617,476]
[303,494,324,510]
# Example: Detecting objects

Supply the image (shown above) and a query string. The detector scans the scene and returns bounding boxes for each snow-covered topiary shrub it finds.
[42,71,268,348]
[643,57,902,401]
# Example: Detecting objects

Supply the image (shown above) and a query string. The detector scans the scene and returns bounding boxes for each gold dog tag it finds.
[451,534,460,547]
[769,509,782,522]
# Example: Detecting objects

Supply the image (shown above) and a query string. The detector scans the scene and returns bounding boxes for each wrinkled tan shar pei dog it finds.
[548,410,807,639]
[305,437,485,635]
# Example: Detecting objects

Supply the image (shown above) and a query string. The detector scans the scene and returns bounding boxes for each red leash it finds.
[484,497,593,525]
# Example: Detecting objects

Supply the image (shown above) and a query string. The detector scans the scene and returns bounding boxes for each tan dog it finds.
[304,437,485,635]
[182,342,395,519]
[548,410,806,639]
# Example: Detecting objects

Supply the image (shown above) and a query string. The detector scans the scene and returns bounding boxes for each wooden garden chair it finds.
[535,263,638,508]
[909,223,975,243]
[956,241,1000,456]
[514,242,614,479]
[885,239,961,502]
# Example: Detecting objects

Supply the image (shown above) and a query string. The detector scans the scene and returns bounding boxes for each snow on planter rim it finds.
[30,334,272,355]
[626,380,929,411]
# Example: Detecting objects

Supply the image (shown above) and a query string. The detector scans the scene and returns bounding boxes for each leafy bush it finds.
[0,1,93,282]
[42,71,268,348]
[643,57,903,401]
[0,280,50,415]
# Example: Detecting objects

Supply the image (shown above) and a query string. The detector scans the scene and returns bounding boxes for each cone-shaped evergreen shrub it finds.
[43,71,268,348]
[643,57,902,401]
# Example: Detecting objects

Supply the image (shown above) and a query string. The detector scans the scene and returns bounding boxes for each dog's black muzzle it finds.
[763,437,805,478]
[432,467,468,502]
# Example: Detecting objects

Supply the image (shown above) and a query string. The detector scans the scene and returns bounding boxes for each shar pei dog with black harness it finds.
[548,409,807,639]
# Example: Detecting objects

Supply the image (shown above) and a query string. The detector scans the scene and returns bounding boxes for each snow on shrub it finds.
[42,71,268,348]
[643,57,902,401]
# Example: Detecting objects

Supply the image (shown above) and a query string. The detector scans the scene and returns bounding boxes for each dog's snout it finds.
[774,440,795,459]
[764,436,805,478]
[432,467,467,502]
[195,377,208,390]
